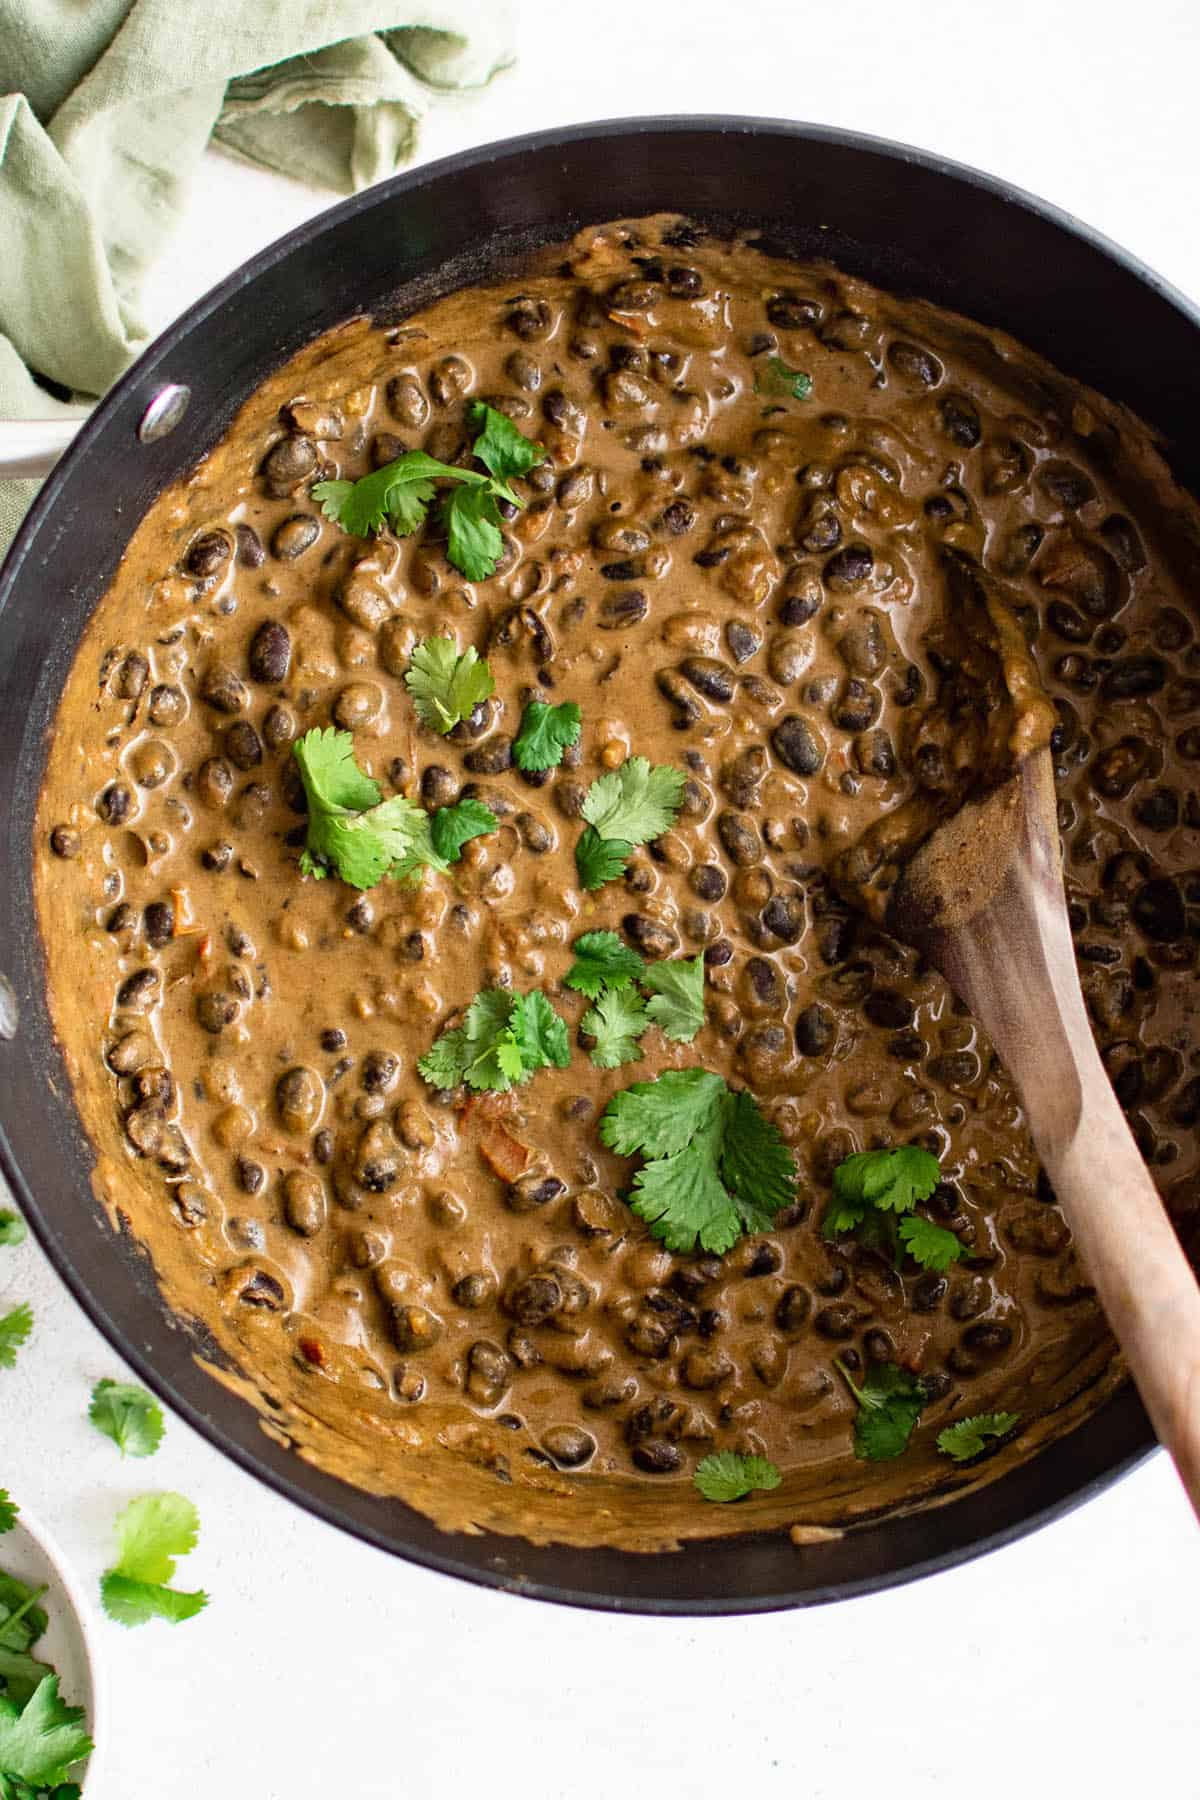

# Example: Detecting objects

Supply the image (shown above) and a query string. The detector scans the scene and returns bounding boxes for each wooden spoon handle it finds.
[1034,1033,1200,1515]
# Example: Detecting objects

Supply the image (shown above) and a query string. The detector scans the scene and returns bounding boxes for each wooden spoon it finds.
[887,745,1200,1518]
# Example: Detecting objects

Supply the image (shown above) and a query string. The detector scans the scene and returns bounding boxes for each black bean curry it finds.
[34,216,1200,1550]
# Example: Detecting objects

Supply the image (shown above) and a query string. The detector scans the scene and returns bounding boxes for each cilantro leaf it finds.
[468,401,547,482]
[832,1146,941,1216]
[0,1643,55,1710]
[0,1307,32,1371]
[88,1379,164,1459]
[575,826,634,892]
[441,484,505,583]
[512,701,582,772]
[642,954,706,1043]
[508,990,571,1075]
[100,1493,207,1630]
[417,988,568,1095]
[601,1068,728,1161]
[581,757,685,844]
[936,1412,1021,1462]
[694,1452,782,1503]
[0,1214,25,1249]
[754,355,813,401]
[0,1576,47,1653]
[98,1575,207,1629]
[564,930,646,1000]
[582,987,649,1069]
[601,1070,797,1254]
[0,1493,14,1536]
[292,725,382,813]
[0,1677,92,1787]
[428,798,498,864]
[835,1359,926,1462]
[312,450,485,539]
[404,637,495,735]
[897,1213,965,1273]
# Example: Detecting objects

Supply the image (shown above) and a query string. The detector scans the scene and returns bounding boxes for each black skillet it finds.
[2,118,1195,1615]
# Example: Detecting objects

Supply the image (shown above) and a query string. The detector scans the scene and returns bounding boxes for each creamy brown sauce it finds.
[34,217,1200,1550]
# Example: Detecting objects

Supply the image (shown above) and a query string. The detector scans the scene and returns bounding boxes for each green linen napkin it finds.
[0,1,514,550]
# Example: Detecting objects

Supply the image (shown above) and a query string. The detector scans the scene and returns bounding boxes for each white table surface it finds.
[4,2,1199,1793]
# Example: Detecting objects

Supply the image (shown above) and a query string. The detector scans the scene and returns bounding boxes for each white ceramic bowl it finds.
[2,1500,107,1793]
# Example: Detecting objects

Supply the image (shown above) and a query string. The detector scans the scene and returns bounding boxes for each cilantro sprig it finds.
[0,1494,15,1537]
[404,638,494,736]
[293,728,496,889]
[99,1494,207,1629]
[418,988,570,1095]
[694,1452,782,1503]
[937,1412,1020,1462]
[0,1215,25,1250]
[512,700,581,772]
[0,1675,92,1792]
[575,757,686,890]
[601,1069,796,1254]
[88,1380,164,1460]
[823,1146,962,1274]
[0,1308,32,1372]
[313,401,545,582]
[567,933,705,1069]
[834,1359,927,1462]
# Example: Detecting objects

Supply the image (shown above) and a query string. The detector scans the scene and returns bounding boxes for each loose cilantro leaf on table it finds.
[99,1494,207,1629]
[564,931,646,1000]
[512,700,582,772]
[314,403,544,583]
[0,1215,25,1249]
[936,1412,1021,1462]
[693,1452,782,1503]
[404,637,495,735]
[575,757,686,891]
[601,1069,796,1254]
[582,987,649,1070]
[0,1309,32,1372]
[753,355,813,401]
[293,728,495,888]
[418,989,570,1095]
[642,954,706,1043]
[0,1676,92,1790]
[0,1494,14,1536]
[835,1359,926,1462]
[88,1379,164,1460]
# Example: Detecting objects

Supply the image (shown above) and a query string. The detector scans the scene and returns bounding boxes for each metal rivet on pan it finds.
[138,384,191,444]
[0,973,17,1042]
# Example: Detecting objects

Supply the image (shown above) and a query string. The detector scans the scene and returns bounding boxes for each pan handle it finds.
[0,419,83,480]
[0,387,192,481]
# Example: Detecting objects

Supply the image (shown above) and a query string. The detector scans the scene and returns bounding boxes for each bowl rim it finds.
[2,111,1182,1614]
[2,1497,109,1791]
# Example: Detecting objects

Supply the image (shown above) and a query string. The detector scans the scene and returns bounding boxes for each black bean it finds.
[195,990,239,1033]
[631,1439,683,1474]
[776,1284,812,1333]
[938,394,982,447]
[262,435,317,496]
[185,530,233,579]
[716,812,762,867]
[1099,513,1146,572]
[865,989,915,1029]
[542,1425,596,1468]
[453,1273,497,1310]
[795,1004,835,1055]
[1134,787,1179,832]
[235,523,265,568]
[506,1273,562,1325]
[508,1173,565,1214]
[854,728,896,777]
[814,1304,861,1340]
[767,292,822,330]
[887,340,943,386]
[143,900,174,946]
[224,721,263,771]
[463,738,514,775]
[202,840,233,871]
[361,1050,399,1095]
[200,665,248,714]
[117,968,160,1011]
[516,811,554,853]
[704,939,733,970]
[761,894,805,944]
[963,1321,1013,1353]
[50,823,81,858]
[823,544,874,588]
[623,914,680,958]
[98,782,133,825]
[912,1272,948,1312]
[832,679,882,732]
[744,957,784,1008]
[1101,656,1166,700]
[690,863,728,903]
[1132,878,1186,941]
[662,500,695,536]
[680,657,735,703]
[771,715,825,776]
